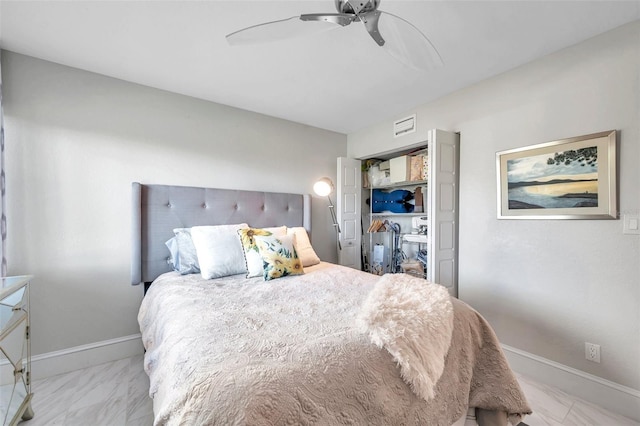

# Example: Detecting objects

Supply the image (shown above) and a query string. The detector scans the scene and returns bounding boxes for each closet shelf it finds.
[367,180,428,189]
[403,234,429,244]
[370,212,427,217]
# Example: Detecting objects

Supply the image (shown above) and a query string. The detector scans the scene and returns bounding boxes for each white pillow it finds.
[191,224,249,279]
[238,226,288,278]
[287,227,321,267]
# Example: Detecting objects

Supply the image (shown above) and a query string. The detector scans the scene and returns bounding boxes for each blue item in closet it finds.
[371,189,414,214]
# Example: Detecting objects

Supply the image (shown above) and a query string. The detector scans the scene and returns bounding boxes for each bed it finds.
[132,182,531,426]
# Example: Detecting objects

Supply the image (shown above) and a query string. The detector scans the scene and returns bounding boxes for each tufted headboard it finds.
[131,182,311,286]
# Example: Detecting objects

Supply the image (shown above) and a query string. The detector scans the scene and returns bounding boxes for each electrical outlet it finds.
[585,342,601,363]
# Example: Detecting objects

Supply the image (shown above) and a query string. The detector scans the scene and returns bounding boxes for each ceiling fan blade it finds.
[375,11,443,71]
[226,15,347,46]
[300,13,357,26]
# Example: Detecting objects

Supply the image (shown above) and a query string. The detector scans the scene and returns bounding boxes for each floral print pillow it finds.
[254,234,304,281]
[238,226,287,278]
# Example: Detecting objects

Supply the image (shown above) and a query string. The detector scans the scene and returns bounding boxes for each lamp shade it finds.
[313,177,334,197]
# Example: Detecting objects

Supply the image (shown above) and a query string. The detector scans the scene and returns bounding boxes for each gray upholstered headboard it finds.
[131,182,311,285]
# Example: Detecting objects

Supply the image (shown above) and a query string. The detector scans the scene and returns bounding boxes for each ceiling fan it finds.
[225,0,443,71]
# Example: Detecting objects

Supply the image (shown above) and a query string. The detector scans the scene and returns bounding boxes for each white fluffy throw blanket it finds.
[358,273,454,401]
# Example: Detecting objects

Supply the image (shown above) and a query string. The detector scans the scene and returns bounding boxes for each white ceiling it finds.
[1,1,639,134]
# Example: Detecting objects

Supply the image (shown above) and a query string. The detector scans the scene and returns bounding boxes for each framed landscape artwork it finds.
[496,130,617,219]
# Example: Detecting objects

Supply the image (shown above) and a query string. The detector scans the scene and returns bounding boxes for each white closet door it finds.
[428,129,459,295]
[337,157,362,269]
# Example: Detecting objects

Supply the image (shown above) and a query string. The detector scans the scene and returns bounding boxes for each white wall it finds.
[349,21,640,391]
[2,51,346,356]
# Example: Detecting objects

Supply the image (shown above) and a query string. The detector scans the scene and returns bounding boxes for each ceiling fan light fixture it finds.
[226,0,443,71]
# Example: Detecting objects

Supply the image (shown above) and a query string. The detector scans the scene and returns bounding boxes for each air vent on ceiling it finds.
[393,114,416,138]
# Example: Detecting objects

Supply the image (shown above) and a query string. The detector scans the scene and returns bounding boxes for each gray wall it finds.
[349,22,640,390]
[2,51,346,356]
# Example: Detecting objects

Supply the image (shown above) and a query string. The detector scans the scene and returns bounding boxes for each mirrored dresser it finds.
[0,276,33,425]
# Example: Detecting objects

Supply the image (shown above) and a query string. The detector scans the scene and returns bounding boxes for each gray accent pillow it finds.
[165,228,200,275]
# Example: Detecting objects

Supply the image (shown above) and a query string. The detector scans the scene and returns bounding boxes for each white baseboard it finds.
[30,334,144,381]
[502,344,640,422]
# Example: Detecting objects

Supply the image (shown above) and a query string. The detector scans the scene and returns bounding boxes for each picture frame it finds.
[496,130,617,219]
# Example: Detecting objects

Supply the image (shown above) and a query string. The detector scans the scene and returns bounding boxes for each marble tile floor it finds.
[18,355,639,426]
[20,355,152,426]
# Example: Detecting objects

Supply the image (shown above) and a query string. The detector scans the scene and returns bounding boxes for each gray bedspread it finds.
[139,262,531,425]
